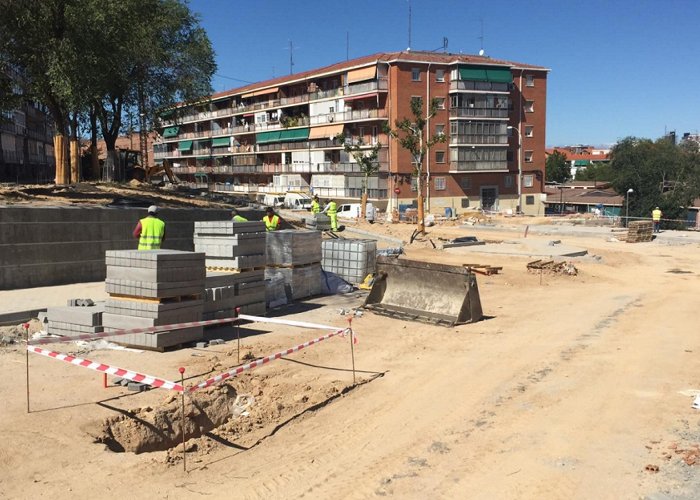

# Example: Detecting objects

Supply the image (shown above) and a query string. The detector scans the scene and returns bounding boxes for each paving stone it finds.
[47,304,104,326]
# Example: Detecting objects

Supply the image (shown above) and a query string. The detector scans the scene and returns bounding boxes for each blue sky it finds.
[189,0,700,147]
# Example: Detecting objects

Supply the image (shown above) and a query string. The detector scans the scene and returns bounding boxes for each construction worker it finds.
[652,206,662,233]
[324,198,338,231]
[263,207,280,231]
[232,208,248,222]
[311,195,321,214]
[133,205,165,250]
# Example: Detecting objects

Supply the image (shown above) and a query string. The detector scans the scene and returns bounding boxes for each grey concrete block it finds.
[265,264,322,300]
[47,304,104,326]
[102,308,202,330]
[194,220,265,235]
[105,298,203,318]
[205,270,265,288]
[204,254,266,269]
[106,265,205,283]
[266,230,322,266]
[127,382,149,392]
[196,342,208,348]
[209,339,225,345]
[105,279,204,298]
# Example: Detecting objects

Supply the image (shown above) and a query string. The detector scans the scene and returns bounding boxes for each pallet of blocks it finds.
[322,239,376,284]
[626,221,654,243]
[103,250,206,350]
[46,302,105,337]
[265,230,322,301]
[194,220,267,318]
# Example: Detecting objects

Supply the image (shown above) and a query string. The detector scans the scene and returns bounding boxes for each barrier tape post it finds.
[235,307,241,364]
[102,373,107,389]
[24,323,30,413]
[348,317,356,385]
[178,367,186,473]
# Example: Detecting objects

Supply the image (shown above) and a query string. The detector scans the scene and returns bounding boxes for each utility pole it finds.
[289,40,294,75]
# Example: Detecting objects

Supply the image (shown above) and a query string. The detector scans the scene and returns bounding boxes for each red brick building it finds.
[154,51,549,214]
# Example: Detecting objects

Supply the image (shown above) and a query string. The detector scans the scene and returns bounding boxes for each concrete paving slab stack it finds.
[194,221,267,318]
[265,230,322,300]
[321,239,377,284]
[102,250,206,349]
[46,303,105,337]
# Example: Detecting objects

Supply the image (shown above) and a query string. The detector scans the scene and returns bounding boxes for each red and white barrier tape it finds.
[189,328,348,393]
[28,316,241,346]
[27,345,184,391]
[238,314,342,331]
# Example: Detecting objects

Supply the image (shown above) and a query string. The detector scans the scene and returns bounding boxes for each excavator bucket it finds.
[363,256,483,327]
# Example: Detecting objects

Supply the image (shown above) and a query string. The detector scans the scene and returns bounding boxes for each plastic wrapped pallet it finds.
[266,230,322,267]
[321,239,377,284]
[265,264,322,300]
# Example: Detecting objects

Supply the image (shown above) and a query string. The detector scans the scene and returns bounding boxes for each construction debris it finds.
[527,260,578,276]
[462,263,502,276]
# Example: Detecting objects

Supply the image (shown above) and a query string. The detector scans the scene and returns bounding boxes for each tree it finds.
[336,134,381,219]
[384,97,446,234]
[545,150,571,183]
[609,136,700,226]
[574,162,614,182]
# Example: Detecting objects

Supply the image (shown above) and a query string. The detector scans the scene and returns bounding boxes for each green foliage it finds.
[609,136,700,223]
[545,151,571,183]
[574,162,614,182]
[336,133,381,178]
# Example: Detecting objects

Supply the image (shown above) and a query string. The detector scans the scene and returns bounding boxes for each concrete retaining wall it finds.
[0,206,230,290]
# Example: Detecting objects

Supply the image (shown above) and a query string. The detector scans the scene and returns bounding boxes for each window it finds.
[434,177,446,190]
[525,150,534,163]
[525,126,534,138]
[526,74,534,87]
[435,124,445,136]
[412,68,421,81]
[436,98,446,110]
[411,178,418,191]
[372,126,378,144]
[526,195,535,205]
[460,176,471,189]
[523,174,534,188]
[504,175,514,188]
[525,100,534,113]
[435,151,446,163]
[435,69,445,82]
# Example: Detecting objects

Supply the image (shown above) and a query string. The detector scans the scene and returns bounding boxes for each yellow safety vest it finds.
[138,216,165,250]
[652,209,662,221]
[233,214,248,222]
[263,214,280,231]
[311,200,320,214]
[327,201,337,215]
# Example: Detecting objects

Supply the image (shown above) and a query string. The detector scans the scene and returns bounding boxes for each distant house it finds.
[544,181,623,216]
[545,145,610,179]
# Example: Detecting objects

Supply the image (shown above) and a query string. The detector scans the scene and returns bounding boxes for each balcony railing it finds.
[309,108,387,125]
[310,187,388,199]
[449,81,511,92]
[449,107,509,119]
[259,162,388,174]
[346,78,388,96]
[449,160,508,172]
[211,183,259,193]
[449,134,509,145]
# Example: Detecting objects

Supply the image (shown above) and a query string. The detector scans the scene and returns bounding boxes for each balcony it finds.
[449,160,508,172]
[309,108,387,126]
[449,107,509,119]
[260,162,388,174]
[346,78,388,96]
[311,187,388,199]
[449,134,509,145]
[211,183,259,193]
[449,81,510,93]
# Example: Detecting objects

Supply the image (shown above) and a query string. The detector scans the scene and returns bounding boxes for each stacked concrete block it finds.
[322,239,377,284]
[304,214,331,231]
[46,303,104,336]
[626,221,654,243]
[194,221,267,319]
[265,230,322,301]
[103,250,206,349]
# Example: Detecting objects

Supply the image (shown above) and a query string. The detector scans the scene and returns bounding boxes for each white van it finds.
[256,194,285,208]
[284,192,312,210]
[336,203,375,220]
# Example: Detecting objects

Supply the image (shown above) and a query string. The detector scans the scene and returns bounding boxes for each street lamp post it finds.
[625,188,634,227]
[507,126,522,214]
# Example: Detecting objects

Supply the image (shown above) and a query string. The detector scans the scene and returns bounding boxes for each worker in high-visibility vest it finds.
[325,198,338,231]
[652,206,662,233]
[311,195,321,214]
[232,208,248,222]
[263,207,280,231]
[133,205,165,250]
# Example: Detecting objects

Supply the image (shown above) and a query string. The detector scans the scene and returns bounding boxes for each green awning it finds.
[279,127,309,141]
[459,66,511,83]
[212,137,230,147]
[574,160,591,166]
[196,156,210,160]
[256,131,281,144]
[178,140,193,151]
[163,126,179,138]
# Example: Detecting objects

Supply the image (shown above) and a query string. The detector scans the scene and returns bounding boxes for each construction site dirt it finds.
[2,207,700,498]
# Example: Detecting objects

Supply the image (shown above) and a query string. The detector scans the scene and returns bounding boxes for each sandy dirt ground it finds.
[1,220,700,499]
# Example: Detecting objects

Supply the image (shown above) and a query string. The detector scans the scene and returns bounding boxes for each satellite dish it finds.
[478,49,485,56]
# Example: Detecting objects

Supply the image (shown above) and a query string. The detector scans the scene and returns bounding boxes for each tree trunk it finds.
[53,133,69,185]
[90,106,99,180]
[360,173,368,219]
[69,114,79,183]
[416,174,425,234]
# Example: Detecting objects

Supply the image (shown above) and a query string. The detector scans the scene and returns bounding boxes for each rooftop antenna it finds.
[407,0,412,51]
[346,31,349,61]
[443,36,448,53]
[478,19,485,56]
[288,40,294,74]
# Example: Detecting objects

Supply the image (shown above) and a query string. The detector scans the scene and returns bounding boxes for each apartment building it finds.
[0,67,55,183]
[154,51,549,214]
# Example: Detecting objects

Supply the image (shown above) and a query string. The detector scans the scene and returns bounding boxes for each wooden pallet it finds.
[109,293,202,303]
[266,262,320,270]
[462,263,502,275]
[206,266,265,273]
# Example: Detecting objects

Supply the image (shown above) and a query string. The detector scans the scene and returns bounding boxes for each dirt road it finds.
[1,225,699,499]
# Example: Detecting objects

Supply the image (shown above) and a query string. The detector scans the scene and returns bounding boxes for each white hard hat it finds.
[148,205,158,214]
